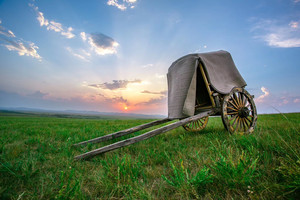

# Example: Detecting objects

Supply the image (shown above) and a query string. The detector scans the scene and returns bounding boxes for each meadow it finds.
[0,112,299,199]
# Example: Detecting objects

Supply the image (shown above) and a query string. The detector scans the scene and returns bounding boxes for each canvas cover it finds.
[167,50,246,119]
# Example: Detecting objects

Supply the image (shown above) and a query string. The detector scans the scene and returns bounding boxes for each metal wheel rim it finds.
[222,88,257,134]
[182,116,209,132]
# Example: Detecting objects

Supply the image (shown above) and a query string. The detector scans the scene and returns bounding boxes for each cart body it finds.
[167,50,246,119]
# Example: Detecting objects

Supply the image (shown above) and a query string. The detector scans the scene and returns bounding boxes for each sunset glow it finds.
[0,0,299,115]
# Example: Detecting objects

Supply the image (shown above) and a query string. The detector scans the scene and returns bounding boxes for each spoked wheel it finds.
[222,87,257,134]
[182,116,209,132]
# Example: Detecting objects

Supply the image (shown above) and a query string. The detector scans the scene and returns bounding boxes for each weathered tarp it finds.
[167,50,246,119]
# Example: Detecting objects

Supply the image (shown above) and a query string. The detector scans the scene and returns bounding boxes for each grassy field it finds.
[0,112,299,199]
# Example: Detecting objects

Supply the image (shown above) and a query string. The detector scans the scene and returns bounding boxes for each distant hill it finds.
[0,107,166,119]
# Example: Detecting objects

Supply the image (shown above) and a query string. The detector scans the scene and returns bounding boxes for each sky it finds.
[0,0,300,115]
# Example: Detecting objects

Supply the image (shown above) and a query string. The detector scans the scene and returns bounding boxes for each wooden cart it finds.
[74,50,257,160]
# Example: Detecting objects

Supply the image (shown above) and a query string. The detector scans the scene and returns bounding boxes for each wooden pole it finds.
[73,118,171,146]
[74,109,216,160]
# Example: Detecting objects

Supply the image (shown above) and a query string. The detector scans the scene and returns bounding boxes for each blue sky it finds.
[0,0,299,115]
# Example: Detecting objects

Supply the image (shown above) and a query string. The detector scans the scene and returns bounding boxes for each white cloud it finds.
[80,32,87,41]
[37,11,49,26]
[107,0,137,11]
[256,86,270,103]
[31,4,75,39]
[47,21,63,32]
[282,99,289,105]
[81,49,91,57]
[0,19,41,60]
[72,53,88,61]
[142,63,153,68]
[289,21,298,28]
[126,0,137,3]
[61,27,75,39]
[194,45,208,53]
[264,34,300,48]
[4,40,41,60]
[88,33,119,55]
[89,79,141,90]
[66,47,90,62]
[294,98,300,103]
[7,30,16,38]
[141,90,167,95]
[107,0,126,10]
[278,96,300,106]
[252,19,300,48]
[0,22,16,38]
[69,32,119,58]
[254,86,300,113]
[27,90,48,98]
[155,73,165,79]
[277,96,290,106]
[0,28,16,38]
[135,96,167,106]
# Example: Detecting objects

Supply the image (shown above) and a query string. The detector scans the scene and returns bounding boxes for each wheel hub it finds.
[238,107,250,118]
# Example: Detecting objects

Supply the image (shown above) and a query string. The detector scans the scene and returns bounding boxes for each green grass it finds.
[0,113,299,199]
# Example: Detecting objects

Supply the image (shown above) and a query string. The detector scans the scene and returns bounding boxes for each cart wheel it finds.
[221,87,257,134]
[182,116,209,132]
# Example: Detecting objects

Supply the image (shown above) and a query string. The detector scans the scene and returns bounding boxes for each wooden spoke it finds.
[233,92,239,105]
[234,92,242,108]
[245,116,253,124]
[198,120,203,128]
[221,88,257,135]
[227,111,238,115]
[244,117,249,127]
[229,100,239,110]
[242,117,249,128]
[229,114,238,122]
[240,118,244,132]
[196,120,200,128]
[242,118,246,132]
[237,92,243,107]
[227,106,238,111]
[242,118,249,132]
[182,116,209,132]
[235,117,240,132]
[232,95,240,108]
[240,118,245,132]
[241,93,246,106]
[199,119,204,125]
[232,115,238,127]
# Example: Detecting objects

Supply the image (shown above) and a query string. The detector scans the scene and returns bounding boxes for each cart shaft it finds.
[73,118,171,146]
[74,109,217,160]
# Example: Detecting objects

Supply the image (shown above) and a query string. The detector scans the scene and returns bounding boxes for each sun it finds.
[124,106,128,110]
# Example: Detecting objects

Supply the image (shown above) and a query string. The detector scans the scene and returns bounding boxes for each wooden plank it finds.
[74,109,216,160]
[73,118,171,146]
[199,63,216,107]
